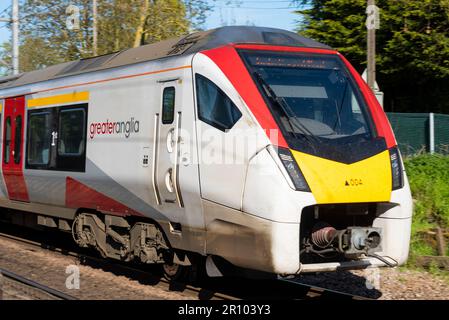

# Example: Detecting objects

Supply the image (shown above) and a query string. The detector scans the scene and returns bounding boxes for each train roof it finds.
[0,26,331,90]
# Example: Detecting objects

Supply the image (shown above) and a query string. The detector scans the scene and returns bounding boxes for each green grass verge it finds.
[404,154,449,259]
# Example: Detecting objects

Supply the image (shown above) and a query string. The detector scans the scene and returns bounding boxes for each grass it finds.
[403,154,449,265]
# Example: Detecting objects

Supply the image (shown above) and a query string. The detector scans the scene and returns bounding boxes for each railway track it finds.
[0,225,372,300]
[0,228,238,300]
[0,267,77,300]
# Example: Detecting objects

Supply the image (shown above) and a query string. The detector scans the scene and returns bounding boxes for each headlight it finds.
[277,147,311,192]
[389,147,404,190]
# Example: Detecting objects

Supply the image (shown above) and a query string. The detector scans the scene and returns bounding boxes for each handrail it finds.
[152,113,161,205]
[172,111,184,208]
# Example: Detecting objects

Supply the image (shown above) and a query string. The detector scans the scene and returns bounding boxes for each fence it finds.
[386,112,449,156]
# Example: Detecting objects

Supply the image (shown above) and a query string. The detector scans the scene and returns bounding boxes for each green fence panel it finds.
[386,113,429,156]
[434,114,449,155]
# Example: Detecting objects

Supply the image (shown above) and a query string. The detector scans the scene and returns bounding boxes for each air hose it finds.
[367,253,398,267]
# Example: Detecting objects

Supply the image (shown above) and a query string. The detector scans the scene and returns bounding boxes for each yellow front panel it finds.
[291,150,392,204]
[28,91,89,108]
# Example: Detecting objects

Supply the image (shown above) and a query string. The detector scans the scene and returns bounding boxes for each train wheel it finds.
[161,262,189,282]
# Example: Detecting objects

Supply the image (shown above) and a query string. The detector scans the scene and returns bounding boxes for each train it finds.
[0,26,412,280]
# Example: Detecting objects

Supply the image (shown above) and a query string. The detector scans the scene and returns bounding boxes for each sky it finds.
[204,0,300,31]
[0,0,301,52]
[0,2,10,47]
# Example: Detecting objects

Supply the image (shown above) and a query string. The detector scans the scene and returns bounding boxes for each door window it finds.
[14,116,22,164]
[3,116,11,164]
[162,87,175,124]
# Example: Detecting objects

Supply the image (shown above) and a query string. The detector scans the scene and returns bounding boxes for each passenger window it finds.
[195,74,242,132]
[26,104,87,172]
[14,116,22,164]
[3,116,11,164]
[27,112,52,166]
[58,108,85,156]
[162,87,175,124]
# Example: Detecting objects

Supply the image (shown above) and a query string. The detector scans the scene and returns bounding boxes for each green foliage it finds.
[142,0,190,45]
[0,0,212,74]
[405,154,449,227]
[296,0,449,114]
[404,154,449,257]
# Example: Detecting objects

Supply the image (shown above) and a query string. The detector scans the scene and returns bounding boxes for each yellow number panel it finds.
[292,150,392,204]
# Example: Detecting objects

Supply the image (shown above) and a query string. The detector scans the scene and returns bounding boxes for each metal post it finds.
[92,0,98,56]
[436,227,446,256]
[367,0,376,90]
[12,0,19,75]
[429,112,435,154]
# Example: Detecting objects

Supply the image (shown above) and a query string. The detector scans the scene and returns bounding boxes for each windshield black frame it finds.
[239,49,386,163]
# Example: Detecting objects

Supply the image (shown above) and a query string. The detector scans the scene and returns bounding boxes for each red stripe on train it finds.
[65,177,143,217]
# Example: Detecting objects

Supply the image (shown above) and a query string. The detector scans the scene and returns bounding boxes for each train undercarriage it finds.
[0,201,400,282]
[0,208,199,281]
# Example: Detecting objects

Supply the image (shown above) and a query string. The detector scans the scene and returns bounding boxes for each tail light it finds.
[389,147,404,190]
[277,147,311,192]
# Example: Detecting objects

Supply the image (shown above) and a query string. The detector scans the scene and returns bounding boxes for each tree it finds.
[133,0,190,47]
[16,0,93,65]
[184,0,213,30]
[296,0,449,113]
[0,0,213,74]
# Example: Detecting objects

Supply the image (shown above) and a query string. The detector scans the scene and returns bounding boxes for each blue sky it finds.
[0,2,10,46]
[204,0,300,31]
[0,0,301,48]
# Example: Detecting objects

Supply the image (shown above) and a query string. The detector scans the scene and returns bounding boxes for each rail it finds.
[0,267,77,300]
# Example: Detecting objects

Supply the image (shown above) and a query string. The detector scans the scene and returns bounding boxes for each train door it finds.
[154,80,186,223]
[2,96,29,202]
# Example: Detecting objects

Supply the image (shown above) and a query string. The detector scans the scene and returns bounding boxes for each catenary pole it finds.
[0,0,20,74]
[367,0,376,91]
[93,0,98,56]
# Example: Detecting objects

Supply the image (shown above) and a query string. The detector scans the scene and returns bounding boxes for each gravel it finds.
[298,267,449,300]
[0,237,194,300]
[1,234,448,300]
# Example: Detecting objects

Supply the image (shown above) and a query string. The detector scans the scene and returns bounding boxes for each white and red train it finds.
[0,26,412,279]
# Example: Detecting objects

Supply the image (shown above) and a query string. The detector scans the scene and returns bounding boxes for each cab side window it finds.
[195,74,242,132]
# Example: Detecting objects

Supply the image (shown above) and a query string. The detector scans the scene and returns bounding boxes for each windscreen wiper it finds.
[254,72,319,149]
[332,70,349,132]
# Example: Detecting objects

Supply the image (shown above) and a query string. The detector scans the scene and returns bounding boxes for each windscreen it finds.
[239,50,380,160]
